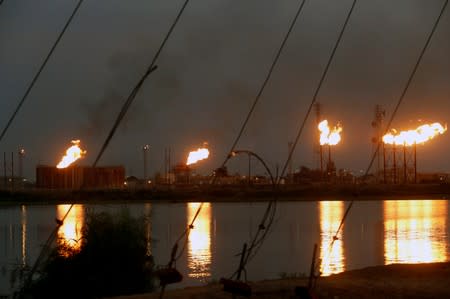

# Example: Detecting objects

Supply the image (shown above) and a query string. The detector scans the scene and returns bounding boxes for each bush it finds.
[22,209,155,299]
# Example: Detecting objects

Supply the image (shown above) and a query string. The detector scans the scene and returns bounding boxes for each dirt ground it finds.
[112,262,450,299]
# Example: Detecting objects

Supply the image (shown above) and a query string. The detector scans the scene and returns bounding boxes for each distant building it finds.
[417,173,448,184]
[36,165,125,189]
[173,163,191,184]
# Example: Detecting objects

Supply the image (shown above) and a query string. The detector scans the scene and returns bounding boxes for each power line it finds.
[18,204,75,297]
[227,0,358,280]
[0,0,84,143]
[158,202,204,299]
[93,0,191,167]
[19,1,191,295]
[221,0,307,168]
[220,0,308,279]
[321,0,448,276]
[238,0,357,275]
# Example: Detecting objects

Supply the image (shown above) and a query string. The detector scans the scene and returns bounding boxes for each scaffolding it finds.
[383,143,417,184]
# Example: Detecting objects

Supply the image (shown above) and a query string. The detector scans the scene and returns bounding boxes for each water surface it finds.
[1,198,448,294]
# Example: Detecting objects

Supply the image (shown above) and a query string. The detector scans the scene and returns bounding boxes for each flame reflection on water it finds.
[384,200,448,264]
[319,201,345,276]
[56,204,84,252]
[187,202,212,281]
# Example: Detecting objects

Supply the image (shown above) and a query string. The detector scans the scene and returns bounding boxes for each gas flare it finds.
[187,148,210,166]
[318,120,343,146]
[382,122,447,146]
[56,140,87,168]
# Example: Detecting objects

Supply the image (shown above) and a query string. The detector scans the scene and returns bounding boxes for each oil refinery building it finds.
[36,165,125,189]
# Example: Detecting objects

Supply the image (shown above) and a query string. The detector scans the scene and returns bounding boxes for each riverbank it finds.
[0,183,449,204]
[112,262,450,299]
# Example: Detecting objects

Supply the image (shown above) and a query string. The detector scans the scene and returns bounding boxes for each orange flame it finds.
[382,122,447,146]
[187,148,210,166]
[318,120,342,146]
[56,140,87,168]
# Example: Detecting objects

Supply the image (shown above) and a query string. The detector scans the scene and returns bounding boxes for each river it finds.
[0,198,448,295]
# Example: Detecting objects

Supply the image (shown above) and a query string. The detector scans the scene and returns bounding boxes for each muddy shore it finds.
[112,262,450,299]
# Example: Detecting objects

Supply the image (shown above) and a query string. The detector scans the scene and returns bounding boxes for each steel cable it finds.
[220,0,307,169]
[278,0,357,185]
[93,0,190,167]
[208,0,307,280]
[234,0,357,277]
[0,0,84,143]
[319,0,448,278]
[20,1,191,295]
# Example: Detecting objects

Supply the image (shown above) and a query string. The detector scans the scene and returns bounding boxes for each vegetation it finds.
[20,209,154,299]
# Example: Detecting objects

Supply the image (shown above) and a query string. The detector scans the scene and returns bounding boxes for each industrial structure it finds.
[36,165,125,189]
[371,105,385,182]
[382,122,446,184]
[382,143,417,184]
[172,163,191,184]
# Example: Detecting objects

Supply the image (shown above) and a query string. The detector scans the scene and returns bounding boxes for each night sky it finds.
[0,0,449,181]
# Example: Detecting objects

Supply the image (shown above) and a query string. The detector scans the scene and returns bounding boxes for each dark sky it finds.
[0,0,449,180]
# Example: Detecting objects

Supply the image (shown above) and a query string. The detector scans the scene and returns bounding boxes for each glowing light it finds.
[319,201,345,276]
[384,200,447,264]
[144,203,152,256]
[56,140,86,168]
[382,122,447,146]
[186,148,210,165]
[187,202,212,281]
[21,205,27,267]
[318,120,342,146]
[57,204,84,254]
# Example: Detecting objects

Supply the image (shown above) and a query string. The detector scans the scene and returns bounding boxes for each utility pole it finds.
[18,148,25,179]
[288,141,293,183]
[164,147,171,184]
[143,145,150,182]
[3,152,6,188]
[371,105,385,182]
[11,152,14,190]
[248,153,251,186]
[314,103,322,169]
[168,147,171,184]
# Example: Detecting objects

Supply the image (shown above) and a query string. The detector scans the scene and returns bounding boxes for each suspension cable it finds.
[93,0,190,167]
[278,0,357,183]
[158,202,204,299]
[173,202,204,262]
[20,1,191,294]
[19,204,75,297]
[213,0,307,280]
[0,0,84,143]
[220,0,307,168]
[320,0,448,276]
[233,0,358,277]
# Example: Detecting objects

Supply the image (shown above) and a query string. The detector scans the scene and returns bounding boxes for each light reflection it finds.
[144,203,152,256]
[384,200,448,264]
[57,204,84,252]
[319,201,345,276]
[21,205,27,267]
[187,202,212,281]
